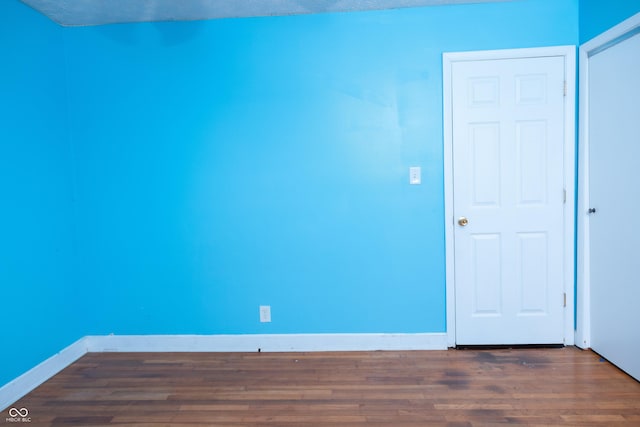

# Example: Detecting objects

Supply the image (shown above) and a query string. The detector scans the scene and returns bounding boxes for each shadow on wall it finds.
[92,20,206,46]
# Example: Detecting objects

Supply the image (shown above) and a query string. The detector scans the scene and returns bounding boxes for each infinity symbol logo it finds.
[8,407,29,417]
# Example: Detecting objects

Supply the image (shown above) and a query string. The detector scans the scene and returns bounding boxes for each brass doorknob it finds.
[458,217,469,227]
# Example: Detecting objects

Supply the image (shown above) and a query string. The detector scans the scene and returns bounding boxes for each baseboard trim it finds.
[1,332,446,410]
[86,333,448,353]
[0,337,89,411]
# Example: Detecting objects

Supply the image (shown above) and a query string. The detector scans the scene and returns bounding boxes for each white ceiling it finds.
[20,0,511,27]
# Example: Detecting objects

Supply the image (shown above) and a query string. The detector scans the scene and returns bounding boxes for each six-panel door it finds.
[452,56,566,345]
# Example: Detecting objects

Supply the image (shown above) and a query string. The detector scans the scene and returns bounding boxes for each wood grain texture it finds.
[7,347,640,426]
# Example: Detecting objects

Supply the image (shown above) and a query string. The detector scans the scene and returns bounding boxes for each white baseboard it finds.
[1,332,447,411]
[0,337,89,411]
[86,333,448,353]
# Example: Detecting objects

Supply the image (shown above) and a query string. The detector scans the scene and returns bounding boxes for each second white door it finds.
[451,55,567,345]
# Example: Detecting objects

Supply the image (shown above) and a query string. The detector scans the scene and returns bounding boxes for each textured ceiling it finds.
[20,0,511,27]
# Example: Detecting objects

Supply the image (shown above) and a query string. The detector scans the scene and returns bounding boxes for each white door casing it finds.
[444,47,576,347]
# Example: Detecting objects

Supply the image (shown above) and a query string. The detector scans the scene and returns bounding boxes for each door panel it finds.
[517,121,548,205]
[452,56,566,345]
[471,233,502,315]
[517,232,548,314]
[471,123,501,206]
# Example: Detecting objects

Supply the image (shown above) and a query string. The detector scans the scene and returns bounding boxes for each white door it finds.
[451,56,566,345]
[588,32,640,381]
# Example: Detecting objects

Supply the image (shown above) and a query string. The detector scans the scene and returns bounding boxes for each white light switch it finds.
[409,167,421,185]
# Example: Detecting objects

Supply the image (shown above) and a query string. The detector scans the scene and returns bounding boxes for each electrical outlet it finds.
[259,305,271,323]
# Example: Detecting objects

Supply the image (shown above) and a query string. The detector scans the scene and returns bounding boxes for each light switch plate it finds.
[409,167,421,185]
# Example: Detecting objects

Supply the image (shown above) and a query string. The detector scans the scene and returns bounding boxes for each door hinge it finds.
[563,293,567,307]
[563,81,567,97]
[563,188,567,204]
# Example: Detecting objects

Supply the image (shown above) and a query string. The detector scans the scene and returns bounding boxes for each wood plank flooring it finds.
[6,347,640,426]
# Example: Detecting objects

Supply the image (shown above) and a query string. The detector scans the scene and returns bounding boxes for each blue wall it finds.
[65,0,578,337]
[0,1,81,387]
[580,0,640,43]
[2,0,580,389]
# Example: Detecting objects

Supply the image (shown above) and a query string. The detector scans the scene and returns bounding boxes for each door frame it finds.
[577,12,640,350]
[443,46,576,347]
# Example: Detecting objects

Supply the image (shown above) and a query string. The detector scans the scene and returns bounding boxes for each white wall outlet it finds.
[409,166,421,185]
[259,305,271,323]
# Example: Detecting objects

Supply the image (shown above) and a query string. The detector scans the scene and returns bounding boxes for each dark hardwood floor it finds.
[6,347,640,426]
